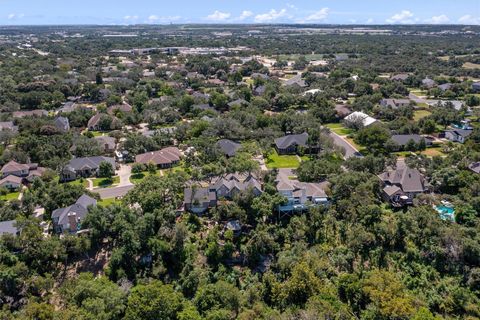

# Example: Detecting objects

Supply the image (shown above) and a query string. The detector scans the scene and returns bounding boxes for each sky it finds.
[0,0,479,25]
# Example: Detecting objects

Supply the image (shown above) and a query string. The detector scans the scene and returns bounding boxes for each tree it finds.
[125,281,185,320]
[355,125,391,154]
[98,161,114,178]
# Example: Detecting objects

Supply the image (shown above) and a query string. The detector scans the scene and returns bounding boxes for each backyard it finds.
[325,123,353,136]
[413,110,432,121]
[265,151,301,169]
[0,191,20,202]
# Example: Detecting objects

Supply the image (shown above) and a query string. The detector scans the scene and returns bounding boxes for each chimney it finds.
[67,212,77,232]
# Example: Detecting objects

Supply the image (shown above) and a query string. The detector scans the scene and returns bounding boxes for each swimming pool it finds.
[435,205,455,221]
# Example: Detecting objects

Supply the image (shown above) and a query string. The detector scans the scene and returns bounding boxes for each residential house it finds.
[344,111,377,128]
[445,129,472,144]
[253,85,266,96]
[87,114,120,131]
[61,156,116,181]
[12,110,48,118]
[276,171,329,213]
[422,78,436,88]
[284,74,307,88]
[183,187,217,214]
[438,83,453,92]
[210,173,262,199]
[54,116,70,132]
[390,134,433,150]
[0,175,22,190]
[275,132,314,155]
[52,194,97,234]
[216,139,241,157]
[107,103,133,115]
[391,74,409,81]
[0,220,19,236]
[94,136,116,153]
[334,105,352,118]
[135,147,181,169]
[472,82,480,93]
[380,99,411,109]
[251,73,269,80]
[468,162,480,174]
[192,104,215,112]
[0,121,18,132]
[228,99,248,108]
[1,161,45,182]
[379,165,428,206]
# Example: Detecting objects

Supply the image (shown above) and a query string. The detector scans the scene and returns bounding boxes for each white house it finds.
[344,111,377,128]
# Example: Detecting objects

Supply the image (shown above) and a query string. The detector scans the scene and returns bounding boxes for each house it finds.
[52,194,97,234]
[380,99,411,109]
[0,121,19,132]
[54,116,70,132]
[192,104,215,112]
[61,156,116,181]
[107,103,133,115]
[94,136,116,153]
[472,82,480,93]
[276,171,329,213]
[225,220,242,236]
[0,175,22,190]
[344,111,377,128]
[390,134,433,149]
[391,74,409,81]
[253,85,266,96]
[87,114,120,131]
[135,147,181,169]
[0,220,19,236]
[438,83,453,92]
[1,161,45,178]
[228,99,248,108]
[445,129,472,144]
[422,78,436,88]
[427,100,464,111]
[379,165,428,206]
[284,74,307,88]
[468,162,480,174]
[216,139,241,157]
[334,105,352,118]
[274,132,314,155]
[184,187,217,214]
[12,110,48,118]
[251,73,269,80]
[210,173,262,199]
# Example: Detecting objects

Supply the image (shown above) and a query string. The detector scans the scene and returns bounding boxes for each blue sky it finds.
[1,0,479,25]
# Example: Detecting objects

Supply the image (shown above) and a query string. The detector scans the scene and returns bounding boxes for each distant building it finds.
[472,82,480,93]
[54,116,70,132]
[390,134,433,149]
[284,74,307,88]
[0,220,19,236]
[444,129,472,144]
[183,187,217,214]
[380,99,411,109]
[390,74,409,81]
[210,173,262,199]
[468,162,480,174]
[94,136,116,153]
[422,78,436,88]
[12,110,48,118]
[0,121,19,132]
[344,111,377,128]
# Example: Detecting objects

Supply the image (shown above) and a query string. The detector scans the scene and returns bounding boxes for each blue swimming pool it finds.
[435,205,455,221]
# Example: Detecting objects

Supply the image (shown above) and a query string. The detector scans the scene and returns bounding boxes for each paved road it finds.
[94,185,135,199]
[117,164,133,187]
[329,132,362,159]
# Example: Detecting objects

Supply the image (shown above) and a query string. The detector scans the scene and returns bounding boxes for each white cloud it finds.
[146,15,181,24]
[205,10,231,21]
[386,10,414,24]
[254,9,287,23]
[459,14,480,25]
[124,15,139,21]
[235,10,253,21]
[7,13,24,20]
[303,8,329,22]
[366,18,374,24]
[425,14,449,24]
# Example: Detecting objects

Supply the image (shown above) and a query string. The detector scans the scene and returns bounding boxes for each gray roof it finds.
[446,129,472,138]
[94,136,116,149]
[469,162,480,174]
[379,167,426,193]
[65,156,115,172]
[211,173,262,195]
[184,187,216,205]
[438,83,453,91]
[54,116,70,131]
[391,134,428,146]
[228,99,248,107]
[0,220,18,236]
[217,139,241,157]
[52,195,97,230]
[284,74,307,87]
[275,132,308,150]
[0,121,18,132]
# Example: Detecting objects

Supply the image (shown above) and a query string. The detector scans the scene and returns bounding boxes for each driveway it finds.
[117,164,133,187]
[94,185,135,200]
[329,132,362,159]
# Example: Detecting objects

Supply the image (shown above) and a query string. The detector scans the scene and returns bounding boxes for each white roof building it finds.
[344,111,377,127]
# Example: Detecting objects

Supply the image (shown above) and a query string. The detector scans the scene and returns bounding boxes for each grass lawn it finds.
[265,151,301,169]
[325,123,353,136]
[98,197,120,206]
[92,176,120,188]
[130,171,160,184]
[63,179,88,188]
[0,192,20,201]
[413,110,432,121]
[345,137,364,152]
[409,88,429,96]
[421,147,446,157]
[394,151,413,158]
